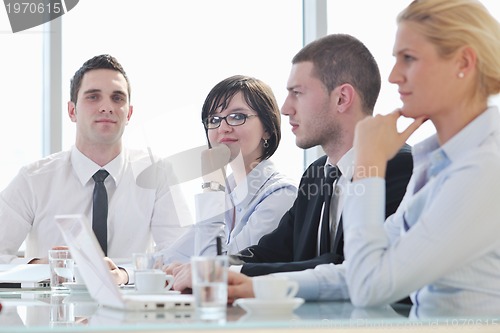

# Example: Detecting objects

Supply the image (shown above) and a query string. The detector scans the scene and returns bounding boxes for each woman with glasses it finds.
[110,75,297,285]
[194,74,297,254]
[157,75,298,283]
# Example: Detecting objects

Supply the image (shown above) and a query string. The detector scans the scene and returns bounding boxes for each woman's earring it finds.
[458,72,465,79]
[263,139,269,148]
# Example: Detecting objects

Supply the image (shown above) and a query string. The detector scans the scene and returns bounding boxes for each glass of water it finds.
[191,255,228,318]
[48,249,74,291]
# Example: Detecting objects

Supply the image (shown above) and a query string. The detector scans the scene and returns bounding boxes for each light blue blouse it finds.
[161,159,297,262]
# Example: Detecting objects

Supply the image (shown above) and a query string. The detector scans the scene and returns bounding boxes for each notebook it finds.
[55,214,194,311]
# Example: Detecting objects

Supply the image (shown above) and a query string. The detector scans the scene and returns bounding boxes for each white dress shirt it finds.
[0,146,191,264]
[277,106,500,314]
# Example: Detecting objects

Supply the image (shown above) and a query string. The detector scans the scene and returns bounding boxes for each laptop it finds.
[55,214,194,311]
[0,264,51,289]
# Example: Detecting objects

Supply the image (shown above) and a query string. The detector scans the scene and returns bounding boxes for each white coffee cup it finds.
[252,276,299,300]
[134,270,174,294]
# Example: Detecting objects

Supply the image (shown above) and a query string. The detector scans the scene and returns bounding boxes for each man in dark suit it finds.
[230,33,412,277]
[224,34,414,302]
[236,147,411,276]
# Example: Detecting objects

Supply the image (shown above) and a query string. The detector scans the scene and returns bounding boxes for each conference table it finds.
[0,288,499,333]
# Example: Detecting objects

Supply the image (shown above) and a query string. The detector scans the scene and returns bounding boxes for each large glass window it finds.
[60,0,304,183]
[0,19,43,189]
[3,0,498,193]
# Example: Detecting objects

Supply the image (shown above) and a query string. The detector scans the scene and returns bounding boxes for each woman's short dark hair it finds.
[201,75,281,161]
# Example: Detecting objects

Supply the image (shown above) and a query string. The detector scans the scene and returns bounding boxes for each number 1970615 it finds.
[6,2,62,14]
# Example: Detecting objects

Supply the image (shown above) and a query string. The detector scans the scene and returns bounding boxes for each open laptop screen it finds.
[55,214,127,309]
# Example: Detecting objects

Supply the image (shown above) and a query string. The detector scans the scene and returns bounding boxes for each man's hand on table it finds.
[104,257,129,285]
[227,271,254,304]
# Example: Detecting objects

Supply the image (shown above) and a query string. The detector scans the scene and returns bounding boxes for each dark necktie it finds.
[320,165,341,255]
[92,169,109,256]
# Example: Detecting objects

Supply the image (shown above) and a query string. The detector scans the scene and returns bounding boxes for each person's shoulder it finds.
[21,150,70,176]
[453,133,500,173]
[387,144,413,174]
[398,143,412,155]
[296,155,327,181]
[306,155,328,169]
[122,148,168,169]
[265,173,298,194]
[256,159,298,192]
[122,148,153,161]
[389,144,413,162]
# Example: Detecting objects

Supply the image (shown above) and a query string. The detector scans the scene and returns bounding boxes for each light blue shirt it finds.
[278,107,500,315]
[160,159,297,262]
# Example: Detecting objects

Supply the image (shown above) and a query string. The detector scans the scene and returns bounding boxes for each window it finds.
[2,0,498,192]
[0,20,43,189]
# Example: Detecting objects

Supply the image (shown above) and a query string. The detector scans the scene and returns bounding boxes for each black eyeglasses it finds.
[203,113,259,129]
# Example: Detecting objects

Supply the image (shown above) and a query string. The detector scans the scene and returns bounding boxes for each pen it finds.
[216,236,222,256]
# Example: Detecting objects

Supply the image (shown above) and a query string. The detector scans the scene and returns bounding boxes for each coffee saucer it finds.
[238,312,300,322]
[121,289,180,295]
[62,282,88,293]
[233,297,304,315]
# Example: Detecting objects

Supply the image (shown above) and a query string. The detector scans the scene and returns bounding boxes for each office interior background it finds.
[1,0,499,204]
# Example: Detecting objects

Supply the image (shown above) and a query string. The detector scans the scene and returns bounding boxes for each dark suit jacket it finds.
[236,144,413,276]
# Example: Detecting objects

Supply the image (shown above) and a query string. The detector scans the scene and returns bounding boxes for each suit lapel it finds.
[294,163,326,260]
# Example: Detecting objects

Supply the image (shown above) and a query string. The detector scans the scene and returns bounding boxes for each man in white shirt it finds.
[0,55,189,277]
